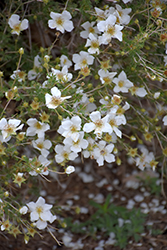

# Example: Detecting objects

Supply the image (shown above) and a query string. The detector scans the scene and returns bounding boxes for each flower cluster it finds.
[0,0,167,244]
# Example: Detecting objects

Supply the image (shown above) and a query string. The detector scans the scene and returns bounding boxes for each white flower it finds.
[10,70,26,82]
[48,10,74,33]
[26,118,50,138]
[113,71,133,93]
[33,55,42,67]
[19,206,28,215]
[58,116,82,142]
[94,140,115,166]
[80,21,100,39]
[83,111,112,138]
[135,87,147,97]
[45,86,71,109]
[60,55,72,68]
[98,69,117,84]
[136,146,155,171]
[97,14,123,44]
[27,196,56,229]
[28,55,42,80]
[129,86,147,97]
[8,14,28,35]
[0,118,24,140]
[72,51,94,70]
[55,144,78,163]
[163,115,167,125]
[107,108,124,138]
[32,138,52,157]
[49,66,72,82]
[29,155,50,176]
[94,7,106,22]
[115,4,131,25]
[85,33,102,54]
[122,0,133,3]
[154,92,160,99]
[97,14,116,32]
[65,166,75,174]
[63,131,88,153]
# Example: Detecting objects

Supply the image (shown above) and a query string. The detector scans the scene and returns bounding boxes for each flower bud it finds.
[154,92,160,99]
[19,48,24,55]
[44,55,50,63]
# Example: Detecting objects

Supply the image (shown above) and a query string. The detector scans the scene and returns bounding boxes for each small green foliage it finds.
[138,176,161,196]
[65,194,146,249]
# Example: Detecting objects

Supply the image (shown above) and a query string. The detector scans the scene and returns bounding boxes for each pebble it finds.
[78,172,94,183]
[94,193,104,203]
[134,194,144,202]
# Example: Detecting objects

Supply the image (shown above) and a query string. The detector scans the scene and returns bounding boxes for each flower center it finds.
[107,25,115,35]
[36,206,43,214]
[109,119,116,127]
[35,122,42,130]
[13,24,21,33]
[91,41,99,49]
[57,72,64,80]
[89,27,95,33]
[95,120,103,128]
[100,149,106,156]
[63,59,67,64]
[36,142,44,149]
[56,17,63,26]
[118,80,124,88]
[4,124,15,134]
[50,97,62,106]
[73,139,80,146]
[63,152,69,158]
[17,71,25,79]
[81,59,87,66]
[70,125,77,133]
[103,77,111,84]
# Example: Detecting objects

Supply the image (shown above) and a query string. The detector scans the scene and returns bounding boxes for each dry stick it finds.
[28,20,32,52]
[154,132,167,199]
[135,52,166,80]
[161,157,167,200]
[0,99,12,120]
[47,226,62,246]
[63,75,85,91]
[35,21,46,48]
[64,0,70,10]
[67,15,82,51]
[3,0,13,35]
[48,35,59,56]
